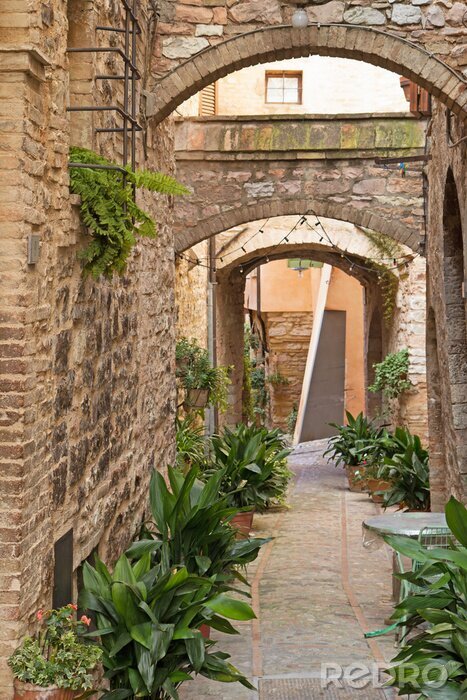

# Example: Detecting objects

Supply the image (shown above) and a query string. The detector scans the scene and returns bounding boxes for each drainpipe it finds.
[255,263,268,354]
[207,236,218,434]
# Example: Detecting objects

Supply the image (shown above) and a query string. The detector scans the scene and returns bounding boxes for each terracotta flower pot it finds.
[185,388,209,409]
[367,479,391,504]
[230,510,254,538]
[200,624,211,639]
[345,465,367,492]
[14,681,77,700]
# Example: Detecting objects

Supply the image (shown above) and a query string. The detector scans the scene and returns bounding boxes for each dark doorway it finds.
[301,310,346,441]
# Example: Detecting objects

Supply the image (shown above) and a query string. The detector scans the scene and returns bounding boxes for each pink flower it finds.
[69,604,78,611]
[80,615,91,627]
[36,610,44,621]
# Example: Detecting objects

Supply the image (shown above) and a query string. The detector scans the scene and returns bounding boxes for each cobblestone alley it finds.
[181,440,398,699]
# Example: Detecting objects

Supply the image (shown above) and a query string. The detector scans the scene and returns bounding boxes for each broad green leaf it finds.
[109,630,132,657]
[445,497,467,547]
[205,594,256,621]
[185,635,205,672]
[126,539,162,559]
[195,555,211,575]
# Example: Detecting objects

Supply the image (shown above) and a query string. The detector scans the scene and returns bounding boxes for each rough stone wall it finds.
[0,2,177,695]
[425,101,467,508]
[174,114,426,252]
[390,257,428,440]
[147,9,467,121]
[264,311,313,430]
[175,242,209,346]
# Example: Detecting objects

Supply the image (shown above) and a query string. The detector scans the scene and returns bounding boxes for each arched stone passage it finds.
[175,198,421,253]
[442,168,467,494]
[210,217,426,433]
[147,25,467,122]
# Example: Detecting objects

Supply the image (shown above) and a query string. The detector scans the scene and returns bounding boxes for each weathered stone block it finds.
[391,3,422,24]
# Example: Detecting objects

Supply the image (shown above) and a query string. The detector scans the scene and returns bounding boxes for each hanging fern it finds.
[69,147,189,278]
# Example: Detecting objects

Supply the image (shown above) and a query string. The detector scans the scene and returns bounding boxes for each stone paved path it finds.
[181,441,399,699]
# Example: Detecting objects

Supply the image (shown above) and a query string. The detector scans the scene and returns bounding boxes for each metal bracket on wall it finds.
[67,0,142,184]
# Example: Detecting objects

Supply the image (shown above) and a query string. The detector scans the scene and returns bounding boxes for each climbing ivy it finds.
[369,348,411,399]
[69,147,189,278]
[359,228,403,325]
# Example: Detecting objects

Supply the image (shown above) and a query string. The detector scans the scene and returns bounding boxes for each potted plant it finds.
[324,412,381,492]
[126,465,269,635]
[8,605,102,700]
[176,338,231,411]
[206,424,292,534]
[380,428,430,511]
[364,463,393,503]
[384,497,467,697]
[80,553,257,698]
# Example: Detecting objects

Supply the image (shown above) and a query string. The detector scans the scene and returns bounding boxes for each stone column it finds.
[216,268,245,427]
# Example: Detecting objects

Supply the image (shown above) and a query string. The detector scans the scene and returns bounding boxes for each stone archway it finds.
[208,217,427,435]
[147,25,466,122]
[176,198,421,253]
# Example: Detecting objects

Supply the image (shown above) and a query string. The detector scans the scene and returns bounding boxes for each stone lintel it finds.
[0,47,52,82]
[175,147,426,161]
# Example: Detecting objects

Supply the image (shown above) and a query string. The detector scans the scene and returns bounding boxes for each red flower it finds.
[80,615,91,627]
[69,604,78,610]
[36,610,44,621]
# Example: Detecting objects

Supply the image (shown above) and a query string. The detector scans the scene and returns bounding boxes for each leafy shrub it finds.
[267,370,290,387]
[380,427,430,511]
[323,412,382,468]
[369,349,411,399]
[175,415,206,471]
[8,605,101,691]
[80,555,256,699]
[384,498,467,698]
[176,338,231,412]
[128,466,268,587]
[70,147,188,278]
[250,365,269,422]
[207,424,292,512]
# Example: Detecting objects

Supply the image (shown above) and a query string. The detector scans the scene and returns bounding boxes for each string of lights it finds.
[175,210,419,275]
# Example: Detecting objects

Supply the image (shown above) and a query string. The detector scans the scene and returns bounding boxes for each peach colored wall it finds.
[326,268,365,418]
[245,260,365,419]
[179,57,409,117]
[245,260,314,312]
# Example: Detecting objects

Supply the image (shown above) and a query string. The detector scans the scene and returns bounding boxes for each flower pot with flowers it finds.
[8,605,102,700]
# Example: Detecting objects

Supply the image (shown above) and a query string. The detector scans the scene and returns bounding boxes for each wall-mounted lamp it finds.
[291,8,309,27]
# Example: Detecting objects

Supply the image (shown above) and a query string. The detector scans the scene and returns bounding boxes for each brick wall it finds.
[0,1,177,695]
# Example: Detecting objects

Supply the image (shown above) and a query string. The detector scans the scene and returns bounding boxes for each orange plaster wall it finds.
[326,268,365,417]
[245,260,314,312]
[245,260,365,417]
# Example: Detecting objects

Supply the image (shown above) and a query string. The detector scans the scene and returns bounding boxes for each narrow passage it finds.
[181,440,398,699]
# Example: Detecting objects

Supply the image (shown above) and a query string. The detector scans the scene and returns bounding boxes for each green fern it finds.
[69,147,189,279]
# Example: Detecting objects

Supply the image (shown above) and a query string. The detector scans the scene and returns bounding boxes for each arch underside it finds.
[147,25,467,122]
[175,198,422,253]
[218,242,381,288]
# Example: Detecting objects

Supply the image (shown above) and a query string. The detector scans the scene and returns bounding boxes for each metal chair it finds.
[365,526,452,645]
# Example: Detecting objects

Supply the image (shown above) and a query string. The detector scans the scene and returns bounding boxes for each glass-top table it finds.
[362,512,448,549]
